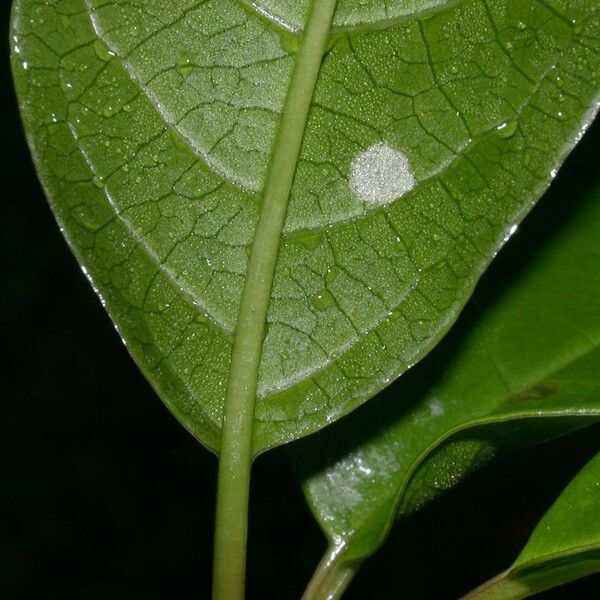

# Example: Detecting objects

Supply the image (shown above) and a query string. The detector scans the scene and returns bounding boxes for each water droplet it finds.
[516,20,526,31]
[324,267,339,285]
[523,150,532,168]
[93,40,114,62]
[311,290,334,312]
[293,232,324,250]
[177,54,194,77]
[92,175,104,188]
[496,120,518,139]
[60,78,73,93]
[350,142,416,206]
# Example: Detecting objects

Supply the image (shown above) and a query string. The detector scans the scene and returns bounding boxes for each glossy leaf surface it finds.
[293,154,600,582]
[11,0,600,452]
[464,451,600,600]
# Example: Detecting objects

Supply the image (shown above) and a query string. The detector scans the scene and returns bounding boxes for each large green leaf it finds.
[293,150,600,596]
[11,0,600,453]
[464,451,600,600]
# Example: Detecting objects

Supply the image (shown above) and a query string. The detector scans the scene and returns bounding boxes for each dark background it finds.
[2,2,599,598]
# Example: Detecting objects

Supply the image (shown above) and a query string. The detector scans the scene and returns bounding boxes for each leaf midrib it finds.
[223,0,338,455]
[238,0,467,35]
[515,544,600,573]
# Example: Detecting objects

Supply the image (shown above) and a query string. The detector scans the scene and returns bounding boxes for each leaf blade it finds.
[293,131,600,578]
[11,0,600,453]
[463,451,600,600]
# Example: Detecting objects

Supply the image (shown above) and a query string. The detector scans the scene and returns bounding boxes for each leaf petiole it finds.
[302,545,358,600]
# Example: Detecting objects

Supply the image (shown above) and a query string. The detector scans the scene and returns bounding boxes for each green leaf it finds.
[11,0,600,453]
[293,149,600,594]
[463,451,600,600]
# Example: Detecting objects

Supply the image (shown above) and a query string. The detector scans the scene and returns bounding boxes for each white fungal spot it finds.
[350,142,416,206]
[427,398,445,417]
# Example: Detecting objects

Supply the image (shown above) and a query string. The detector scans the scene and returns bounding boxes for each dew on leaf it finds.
[93,40,113,62]
[59,76,71,92]
[293,232,324,250]
[311,290,334,312]
[496,120,518,138]
[177,54,194,77]
[73,206,102,231]
[324,267,339,285]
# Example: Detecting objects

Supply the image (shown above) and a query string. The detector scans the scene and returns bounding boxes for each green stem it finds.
[212,2,337,599]
[302,545,358,600]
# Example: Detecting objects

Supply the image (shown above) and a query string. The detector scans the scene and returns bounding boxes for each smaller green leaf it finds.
[463,451,600,600]
[292,128,600,598]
